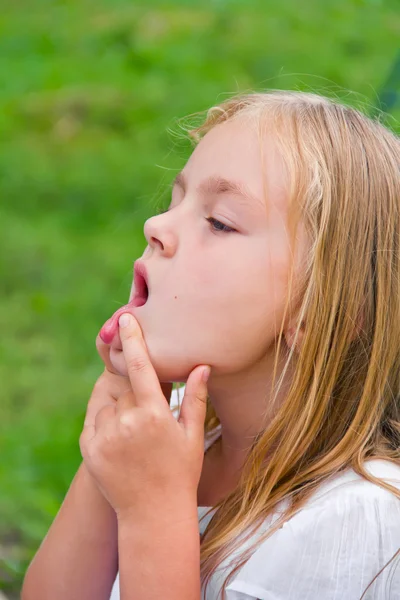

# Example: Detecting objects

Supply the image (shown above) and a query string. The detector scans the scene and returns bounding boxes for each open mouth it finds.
[131,272,149,307]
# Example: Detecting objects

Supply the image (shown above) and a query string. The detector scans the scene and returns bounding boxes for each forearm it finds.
[117,498,200,600]
[22,462,118,600]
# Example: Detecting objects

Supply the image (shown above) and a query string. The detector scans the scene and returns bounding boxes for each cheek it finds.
[200,258,288,364]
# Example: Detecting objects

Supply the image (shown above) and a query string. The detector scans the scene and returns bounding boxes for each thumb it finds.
[178,366,210,437]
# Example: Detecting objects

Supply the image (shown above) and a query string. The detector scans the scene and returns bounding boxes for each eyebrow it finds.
[172,171,263,209]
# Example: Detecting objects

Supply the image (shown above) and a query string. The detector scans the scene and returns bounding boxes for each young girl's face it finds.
[109,118,309,381]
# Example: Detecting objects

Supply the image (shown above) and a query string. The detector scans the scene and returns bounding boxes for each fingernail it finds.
[202,366,211,383]
[119,314,132,328]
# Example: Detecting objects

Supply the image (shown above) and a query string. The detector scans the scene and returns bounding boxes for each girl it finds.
[22,91,400,600]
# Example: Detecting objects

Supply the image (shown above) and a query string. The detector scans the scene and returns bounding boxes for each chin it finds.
[109,347,190,384]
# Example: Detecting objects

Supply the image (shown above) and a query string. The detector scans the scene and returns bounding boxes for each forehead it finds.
[183,118,288,215]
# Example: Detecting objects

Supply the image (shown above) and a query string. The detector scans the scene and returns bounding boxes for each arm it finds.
[77,316,209,600]
[117,499,200,600]
[21,462,118,600]
[21,320,175,600]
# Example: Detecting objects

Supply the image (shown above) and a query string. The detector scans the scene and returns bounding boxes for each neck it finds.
[207,345,295,476]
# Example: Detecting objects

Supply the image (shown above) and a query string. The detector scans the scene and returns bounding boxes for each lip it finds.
[132,260,150,302]
[99,261,150,346]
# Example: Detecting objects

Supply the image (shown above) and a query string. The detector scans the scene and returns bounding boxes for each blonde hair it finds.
[173,90,400,599]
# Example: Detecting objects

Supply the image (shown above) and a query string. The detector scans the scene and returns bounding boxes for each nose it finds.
[144,214,177,258]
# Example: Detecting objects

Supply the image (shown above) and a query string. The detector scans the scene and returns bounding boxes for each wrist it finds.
[116,493,198,529]
[78,462,113,506]
[117,495,200,600]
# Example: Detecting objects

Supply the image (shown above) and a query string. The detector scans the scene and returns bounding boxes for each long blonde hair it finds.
[173,91,400,599]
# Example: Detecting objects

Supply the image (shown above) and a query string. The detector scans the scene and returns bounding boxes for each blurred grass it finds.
[1,0,399,595]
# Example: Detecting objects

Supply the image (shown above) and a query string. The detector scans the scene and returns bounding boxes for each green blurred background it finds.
[1,0,399,595]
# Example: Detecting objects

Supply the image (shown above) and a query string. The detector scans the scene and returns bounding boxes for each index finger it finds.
[118,313,166,410]
[97,328,172,404]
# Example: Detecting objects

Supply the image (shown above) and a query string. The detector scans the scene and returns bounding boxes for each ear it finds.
[284,308,365,351]
[284,320,306,352]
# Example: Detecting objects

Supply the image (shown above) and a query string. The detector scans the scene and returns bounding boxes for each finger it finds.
[116,407,138,432]
[178,365,210,439]
[94,403,116,432]
[79,425,95,460]
[100,371,132,401]
[85,375,131,429]
[97,329,171,403]
[115,390,136,416]
[118,313,167,410]
[84,383,114,430]
[96,333,119,374]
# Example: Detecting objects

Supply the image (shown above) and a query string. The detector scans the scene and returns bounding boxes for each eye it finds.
[205,217,236,233]
[154,208,236,234]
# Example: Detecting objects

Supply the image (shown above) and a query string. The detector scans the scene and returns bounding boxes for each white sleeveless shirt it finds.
[110,386,400,600]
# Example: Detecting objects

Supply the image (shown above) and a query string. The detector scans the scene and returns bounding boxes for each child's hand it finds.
[95,328,173,404]
[80,313,210,520]
[83,370,132,446]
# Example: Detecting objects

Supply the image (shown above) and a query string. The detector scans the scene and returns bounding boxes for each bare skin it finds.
[108,119,308,481]
[196,437,242,507]
[21,338,173,600]
[22,117,309,598]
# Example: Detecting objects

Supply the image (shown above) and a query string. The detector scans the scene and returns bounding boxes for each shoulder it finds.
[285,459,400,547]
[292,458,400,521]
[225,460,400,600]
